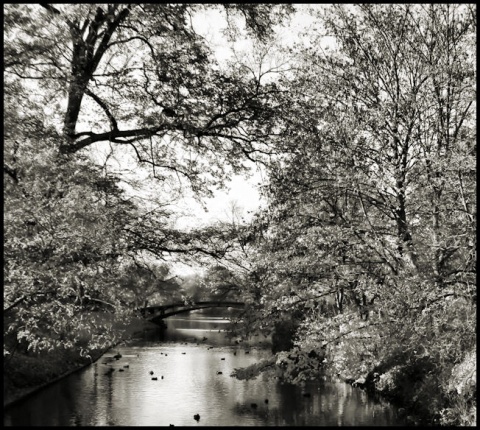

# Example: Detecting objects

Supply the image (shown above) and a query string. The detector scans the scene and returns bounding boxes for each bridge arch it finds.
[140,301,245,325]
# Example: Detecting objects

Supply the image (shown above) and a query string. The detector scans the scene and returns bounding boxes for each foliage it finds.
[4,3,293,356]
[231,4,476,425]
[118,261,183,306]
[196,265,241,301]
[3,4,476,424]
[439,348,477,426]
[4,3,292,192]
[4,134,136,354]
[231,356,276,380]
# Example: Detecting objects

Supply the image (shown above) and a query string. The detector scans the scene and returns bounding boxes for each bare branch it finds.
[85,88,119,131]
[39,3,61,15]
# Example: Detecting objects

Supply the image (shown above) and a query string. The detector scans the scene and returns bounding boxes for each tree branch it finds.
[85,88,119,131]
[64,126,164,153]
[39,4,61,15]
[4,164,19,183]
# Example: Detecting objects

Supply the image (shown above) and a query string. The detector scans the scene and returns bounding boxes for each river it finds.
[4,309,408,426]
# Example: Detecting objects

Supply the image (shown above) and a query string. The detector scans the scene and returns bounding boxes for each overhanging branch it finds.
[85,88,119,132]
[64,126,164,153]
[39,4,61,15]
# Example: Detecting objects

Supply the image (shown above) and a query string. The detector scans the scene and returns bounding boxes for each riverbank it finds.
[3,317,159,408]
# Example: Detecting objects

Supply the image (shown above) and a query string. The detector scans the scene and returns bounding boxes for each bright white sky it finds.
[88,5,325,232]
[173,167,267,229]
[173,5,323,228]
[104,4,324,276]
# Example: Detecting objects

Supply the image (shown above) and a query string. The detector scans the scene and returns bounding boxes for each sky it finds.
[74,4,327,275]
[174,168,267,229]
[87,5,325,231]
[173,5,322,228]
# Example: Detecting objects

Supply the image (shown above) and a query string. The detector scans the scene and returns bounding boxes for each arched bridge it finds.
[140,301,245,325]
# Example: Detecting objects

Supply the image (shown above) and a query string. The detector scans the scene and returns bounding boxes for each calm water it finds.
[4,310,408,426]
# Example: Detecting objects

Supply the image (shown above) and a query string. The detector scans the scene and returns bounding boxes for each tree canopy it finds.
[228,4,476,424]
[4,2,293,354]
[5,3,292,190]
[3,3,476,425]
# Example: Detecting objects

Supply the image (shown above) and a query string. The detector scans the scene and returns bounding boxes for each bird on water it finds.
[194,414,200,421]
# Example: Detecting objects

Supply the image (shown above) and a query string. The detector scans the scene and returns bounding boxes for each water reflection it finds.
[4,310,408,426]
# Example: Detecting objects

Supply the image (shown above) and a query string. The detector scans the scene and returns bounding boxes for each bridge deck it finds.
[140,301,245,323]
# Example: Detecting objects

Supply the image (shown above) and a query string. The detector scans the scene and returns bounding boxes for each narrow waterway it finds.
[4,309,408,426]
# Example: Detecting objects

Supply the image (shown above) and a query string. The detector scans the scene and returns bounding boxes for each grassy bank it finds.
[3,316,159,408]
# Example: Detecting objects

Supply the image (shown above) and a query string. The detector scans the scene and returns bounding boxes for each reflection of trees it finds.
[105,369,114,424]
[7,344,403,425]
[231,402,269,424]
[310,380,402,426]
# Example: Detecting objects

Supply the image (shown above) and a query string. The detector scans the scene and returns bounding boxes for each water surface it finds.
[4,310,407,426]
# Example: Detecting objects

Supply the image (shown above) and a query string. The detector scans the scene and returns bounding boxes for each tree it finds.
[118,260,182,308]
[5,3,293,192]
[235,4,475,423]
[4,3,294,355]
[4,133,136,354]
